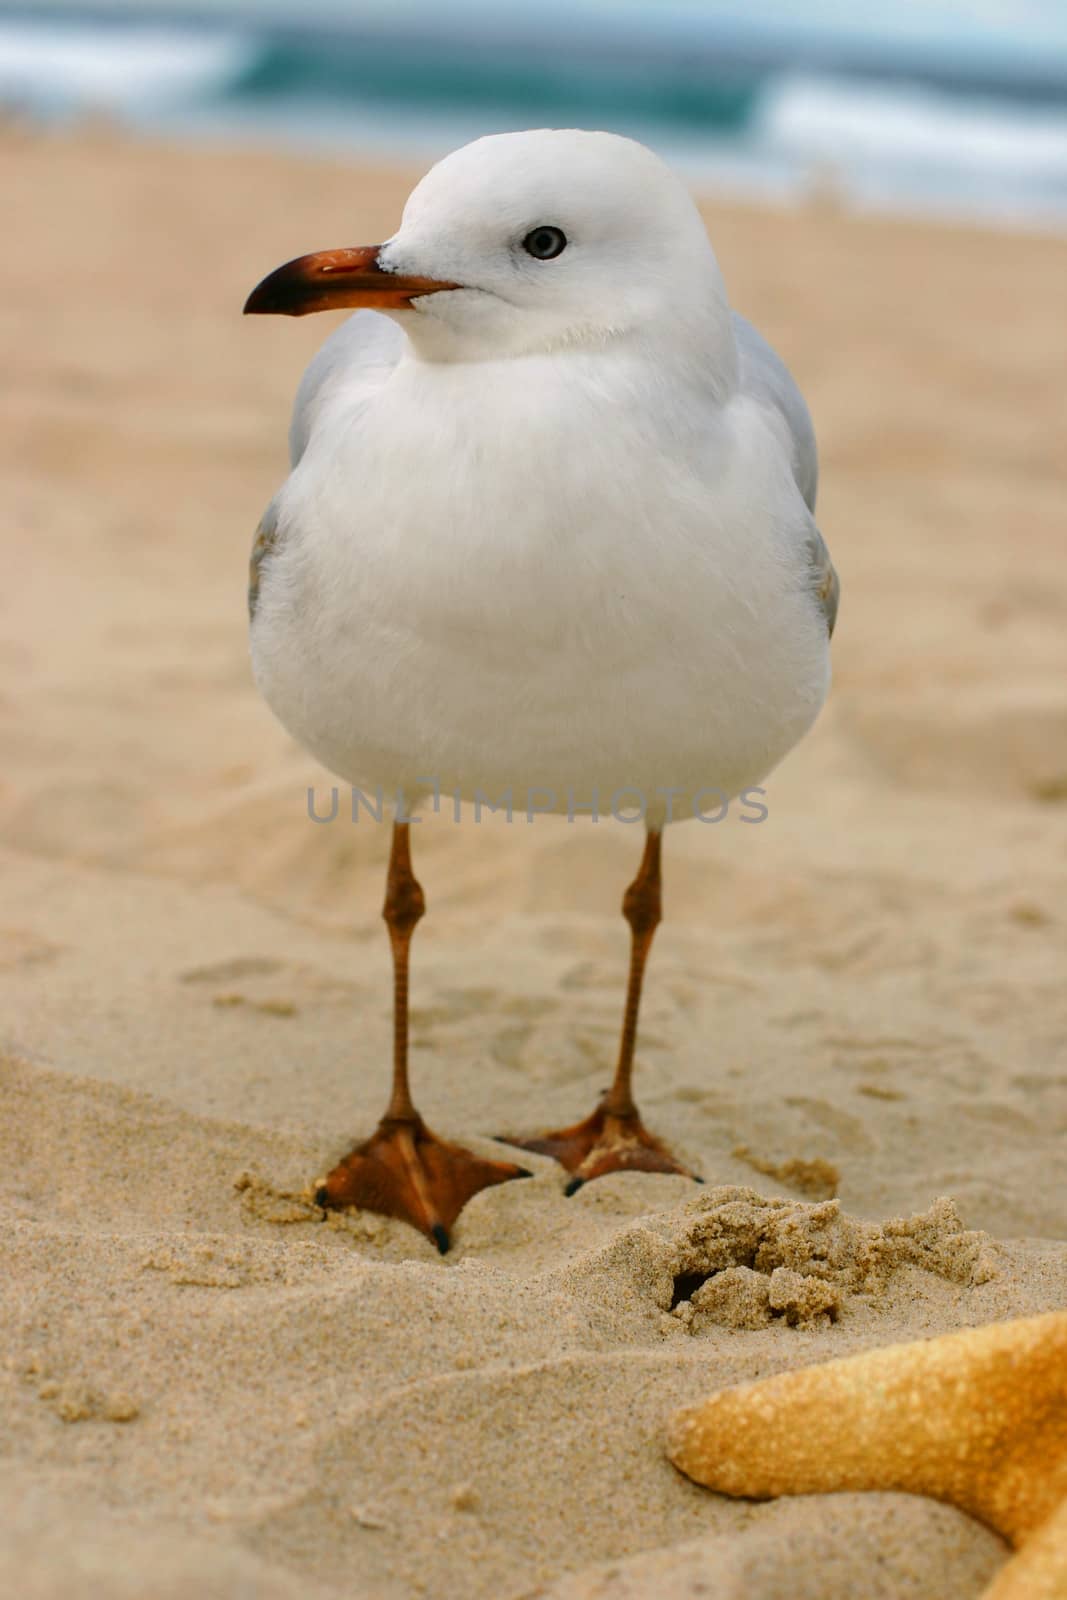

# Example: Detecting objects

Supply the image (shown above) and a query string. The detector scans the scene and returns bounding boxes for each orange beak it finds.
[243,245,458,317]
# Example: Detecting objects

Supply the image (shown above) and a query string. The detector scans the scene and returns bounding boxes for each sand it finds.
[2,125,1066,1599]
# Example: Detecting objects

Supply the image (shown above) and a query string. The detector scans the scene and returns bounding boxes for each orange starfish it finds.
[667,1311,1067,1600]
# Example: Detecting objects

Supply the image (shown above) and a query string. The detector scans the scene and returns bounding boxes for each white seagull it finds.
[244,129,838,1253]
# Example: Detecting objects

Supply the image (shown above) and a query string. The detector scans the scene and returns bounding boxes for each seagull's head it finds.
[245,130,733,366]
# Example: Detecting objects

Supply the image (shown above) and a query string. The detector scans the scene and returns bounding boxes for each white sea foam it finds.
[2,12,1066,227]
[760,71,1067,178]
[0,20,255,113]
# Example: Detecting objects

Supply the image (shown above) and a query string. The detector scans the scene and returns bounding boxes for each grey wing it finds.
[251,313,404,621]
[804,520,840,638]
[249,493,281,621]
[733,312,818,512]
[733,312,838,637]
[288,309,403,467]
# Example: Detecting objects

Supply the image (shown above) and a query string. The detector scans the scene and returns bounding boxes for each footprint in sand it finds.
[179,953,366,1019]
[180,956,285,984]
[0,927,65,969]
[731,1145,840,1200]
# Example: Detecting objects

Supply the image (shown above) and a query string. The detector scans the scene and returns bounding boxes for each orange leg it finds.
[316,822,528,1251]
[505,828,698,1192]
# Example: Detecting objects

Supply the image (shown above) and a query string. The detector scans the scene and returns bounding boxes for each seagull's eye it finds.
[522,226,567,261]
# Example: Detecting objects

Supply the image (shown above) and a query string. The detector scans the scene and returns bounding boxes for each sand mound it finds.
[550,1188,999,1335]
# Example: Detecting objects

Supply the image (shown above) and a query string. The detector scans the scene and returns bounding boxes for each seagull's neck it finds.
[654,294,739,403]
[397,295,739,403]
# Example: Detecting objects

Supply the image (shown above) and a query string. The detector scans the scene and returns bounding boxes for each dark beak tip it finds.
[243,283,298,317]
[242,281,270,316]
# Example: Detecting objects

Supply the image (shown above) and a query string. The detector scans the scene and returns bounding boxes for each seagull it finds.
[244,129,838,1254]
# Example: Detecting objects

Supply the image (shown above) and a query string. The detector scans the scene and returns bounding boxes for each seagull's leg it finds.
[315,821,528,1251]
[505,827,698,1191]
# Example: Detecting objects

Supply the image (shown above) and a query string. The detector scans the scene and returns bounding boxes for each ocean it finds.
[4,0,1067,228]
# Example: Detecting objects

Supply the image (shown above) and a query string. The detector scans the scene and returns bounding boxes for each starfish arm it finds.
[984,1499,1067,1600]
[666,1311,1067,1551]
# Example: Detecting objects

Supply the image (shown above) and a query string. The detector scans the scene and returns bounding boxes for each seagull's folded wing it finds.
[805,520,840,638]
[732,312,838,638]
[288,311,404,467]
[733,311,818,514]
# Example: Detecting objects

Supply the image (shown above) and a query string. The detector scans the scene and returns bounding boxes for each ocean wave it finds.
[233,37,757,130]
[759,72,1067,178]
[0,20,256,113]
[3,13,1066,224]
[0,16,761,130]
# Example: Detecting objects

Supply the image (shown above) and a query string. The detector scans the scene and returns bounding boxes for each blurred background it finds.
[4,0,1067,228]
[2,0,1066,915]
[3,17,1066,1580]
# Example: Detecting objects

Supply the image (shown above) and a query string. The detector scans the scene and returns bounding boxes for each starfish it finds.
[666,1311,1067,1600]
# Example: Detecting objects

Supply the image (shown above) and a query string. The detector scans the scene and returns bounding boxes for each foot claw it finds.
[564,1176,585,1197]
[431,1223,450,1255]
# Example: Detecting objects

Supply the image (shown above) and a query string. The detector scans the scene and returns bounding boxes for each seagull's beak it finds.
[243,246,458,317]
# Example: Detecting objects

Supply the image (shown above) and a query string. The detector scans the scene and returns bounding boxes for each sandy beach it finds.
[3,126,1066,1598]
